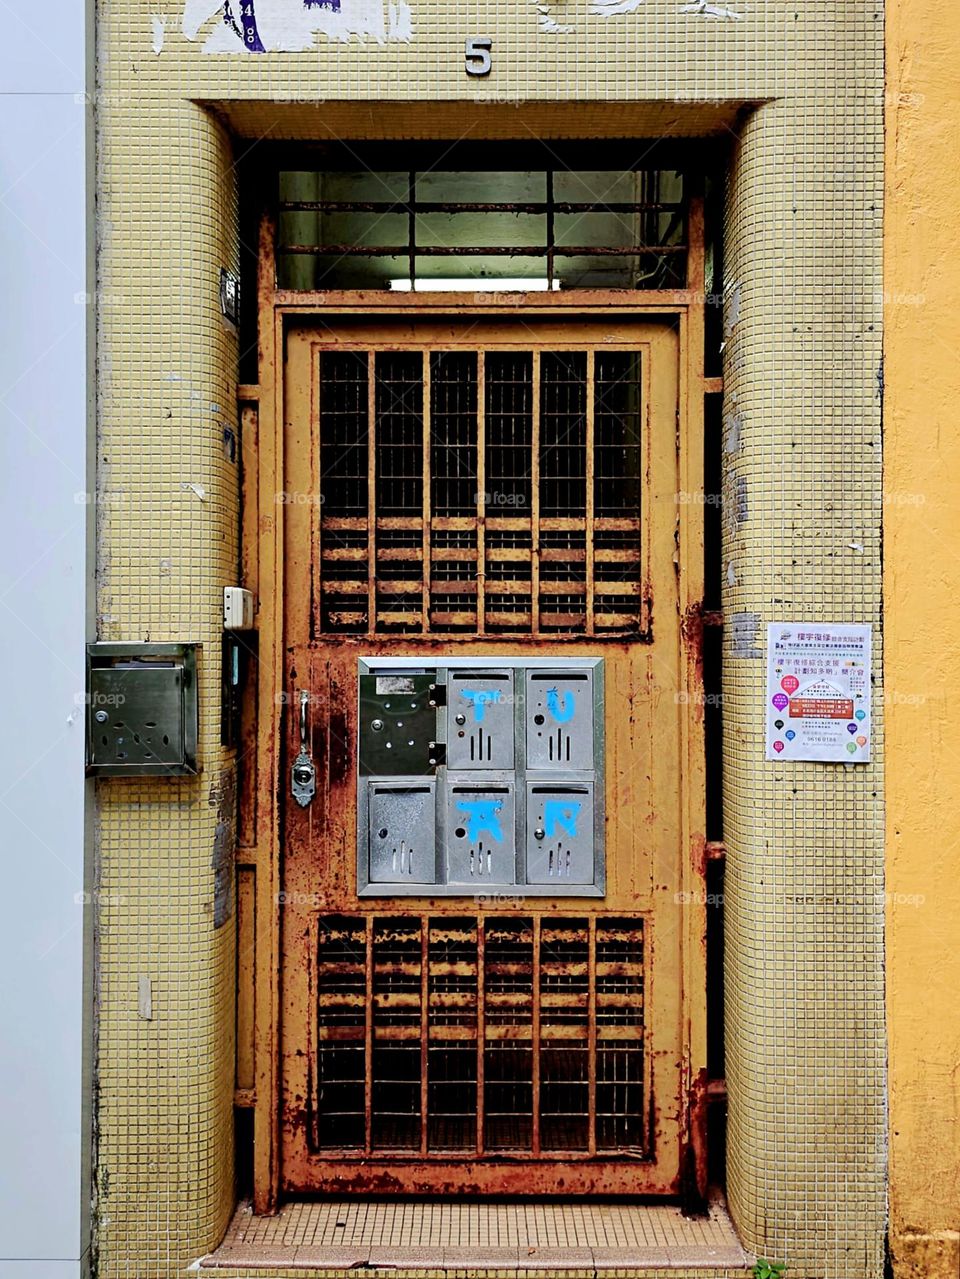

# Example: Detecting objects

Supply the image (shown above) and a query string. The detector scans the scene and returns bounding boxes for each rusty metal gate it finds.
[256,309,705,1198]
[233,143,711,1211]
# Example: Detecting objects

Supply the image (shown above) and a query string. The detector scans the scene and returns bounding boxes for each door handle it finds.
[291,689,317,808]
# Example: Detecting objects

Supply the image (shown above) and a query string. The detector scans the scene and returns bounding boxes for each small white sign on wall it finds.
[765,623,872,763]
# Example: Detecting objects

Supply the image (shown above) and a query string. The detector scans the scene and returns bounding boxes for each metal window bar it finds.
[314,914,646,1159]
[421,350,431,630]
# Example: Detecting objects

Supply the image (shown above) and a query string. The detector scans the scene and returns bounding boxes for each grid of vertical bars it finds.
[317,348,645,637]
[314,915,645,1159]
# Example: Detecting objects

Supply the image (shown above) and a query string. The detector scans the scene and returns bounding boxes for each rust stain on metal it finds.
[705,839,726,862]
[680,1067,710,1216]
[680,600,706,712]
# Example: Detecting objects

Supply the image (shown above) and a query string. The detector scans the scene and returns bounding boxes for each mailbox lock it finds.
[534,828,545,841]
[371,718,384,732]
[95,709,109,724]
[454,712,466,726]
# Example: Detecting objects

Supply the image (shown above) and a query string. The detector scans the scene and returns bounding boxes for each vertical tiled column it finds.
[722,100,886,1278]
[94,100,239,1277]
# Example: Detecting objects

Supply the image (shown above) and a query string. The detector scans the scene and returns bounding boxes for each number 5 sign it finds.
[465,36,492,76]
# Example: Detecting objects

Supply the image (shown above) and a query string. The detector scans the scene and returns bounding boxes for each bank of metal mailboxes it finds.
[357,658,604,896]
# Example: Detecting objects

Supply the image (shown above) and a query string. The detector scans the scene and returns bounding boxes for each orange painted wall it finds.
[885,0,960,1273]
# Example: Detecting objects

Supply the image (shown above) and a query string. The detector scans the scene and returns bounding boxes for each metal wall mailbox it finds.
[357,657,604,897]
[445,781,517,884]
[358,670,438,776]
[446,671,516,770]
[367,780,437,883]
[525,670,595,770]
[525,782,595,884]
[86,642,199,776]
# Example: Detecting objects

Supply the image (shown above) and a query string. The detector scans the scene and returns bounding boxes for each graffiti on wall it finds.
[181,0,413,51]
[178,0,740,51]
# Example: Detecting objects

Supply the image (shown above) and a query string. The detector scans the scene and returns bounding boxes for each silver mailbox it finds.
[367,780,437,884]
[525,670,594,771]
[525,783,595,884]
[86,642,199,776]
[446,670,515,770]
[445,781,516,884]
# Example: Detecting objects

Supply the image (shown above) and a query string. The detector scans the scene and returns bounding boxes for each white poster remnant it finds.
[765,623,872,763]
[181,0,413,53]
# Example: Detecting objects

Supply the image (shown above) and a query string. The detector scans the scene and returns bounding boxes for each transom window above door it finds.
[277,166,686,291]
[314,344,648,639]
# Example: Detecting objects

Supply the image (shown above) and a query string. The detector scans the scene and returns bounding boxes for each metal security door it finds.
[277,314,700,1197]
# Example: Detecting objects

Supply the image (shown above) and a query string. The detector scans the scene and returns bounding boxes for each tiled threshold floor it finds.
[198,1195,752,1273]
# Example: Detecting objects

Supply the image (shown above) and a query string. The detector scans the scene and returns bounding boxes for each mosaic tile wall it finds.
[94,1,884,1274]
[722,99,885,1278]
[94,99,239,1277]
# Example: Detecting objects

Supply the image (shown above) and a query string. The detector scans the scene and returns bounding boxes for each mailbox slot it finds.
[525,783,595,884]
[525,671,595,770]
[446,671,515,770]
[367,780,437,884]
[358,671,438,776]
[445,780,516,884]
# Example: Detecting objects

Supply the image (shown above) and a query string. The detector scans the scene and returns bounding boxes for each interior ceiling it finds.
[211,98,754,141]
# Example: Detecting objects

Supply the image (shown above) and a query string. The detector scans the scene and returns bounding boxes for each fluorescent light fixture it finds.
[390,277,560,292]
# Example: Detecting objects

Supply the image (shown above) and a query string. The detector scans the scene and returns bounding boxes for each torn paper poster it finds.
[679,0,742,17]
[182,0,413,51]
[535,2,575,32]
[766,623,872,763]
[590,0,645,13]
[387,1,411,39]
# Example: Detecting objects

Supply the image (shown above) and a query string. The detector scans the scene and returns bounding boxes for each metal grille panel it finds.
[314,914,646,1159]
[278,168,687,291]
[317,348,645,639]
